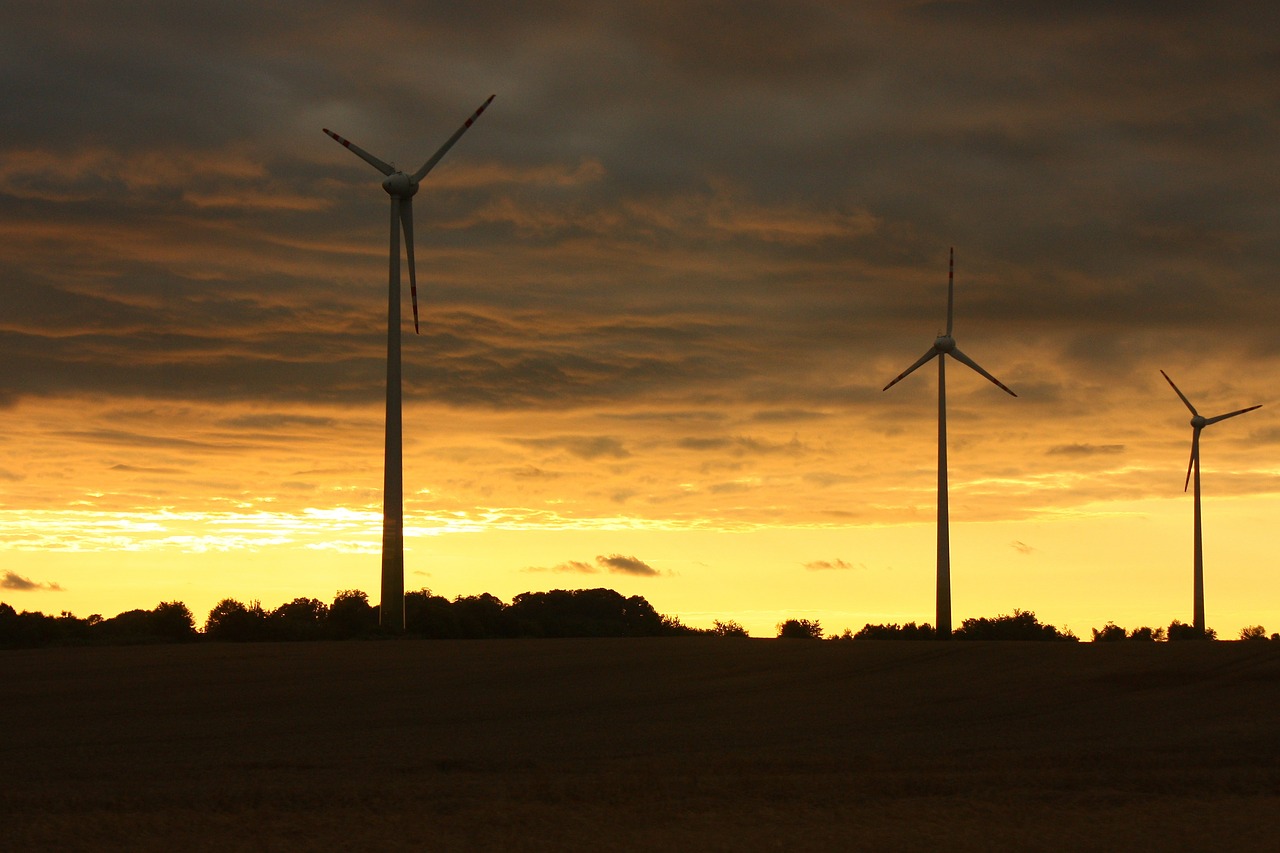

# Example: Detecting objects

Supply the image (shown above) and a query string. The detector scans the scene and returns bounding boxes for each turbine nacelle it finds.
[382,172,418,198]
[934,334,956,353]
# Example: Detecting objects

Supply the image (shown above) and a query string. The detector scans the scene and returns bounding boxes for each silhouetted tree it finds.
[954,610,1077,641]
[776,618,823,639]
[1168,620,1216,641]
[151,601,197,641]
[1239,625,1268,642]
[711,619,749,638]
[452,593,514,638]
[204,598,269,641]
[1127,625,1165,642]
[510,588,663,637]
[328,590,377,638]
[0,602,73,647]
[404,589,458,638]
[269,597,329,641]
[853,622,936,640]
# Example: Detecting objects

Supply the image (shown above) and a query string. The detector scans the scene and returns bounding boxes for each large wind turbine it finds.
[324,95,494,632]
[882,249,1016,638]
[1160,370,1260,637]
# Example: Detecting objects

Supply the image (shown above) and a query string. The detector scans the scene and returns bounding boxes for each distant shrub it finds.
[954,610,1077,642]
[827,628,855,641]
[1090,623,1166,642]
[853,622,936,640]
[1091,622,1128,642]
[1239,625,1269,642]
[776,618,823,639]
[711,619,749,638]
[1168,620,1216,641]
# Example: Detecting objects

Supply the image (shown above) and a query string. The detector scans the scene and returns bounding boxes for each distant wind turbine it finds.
[1160,370,1260,637]
[882,248,1016,638]
[324,95,494,632]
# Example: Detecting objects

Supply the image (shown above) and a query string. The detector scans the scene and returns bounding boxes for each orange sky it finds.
[2,2,1278,638]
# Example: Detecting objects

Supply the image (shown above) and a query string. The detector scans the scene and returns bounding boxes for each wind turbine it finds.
[1160,370,1260,637]
[882,248,1016,638]
[324,95,494,632]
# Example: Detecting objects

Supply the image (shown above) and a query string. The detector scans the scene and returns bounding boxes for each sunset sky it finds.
[3,1,1278,638]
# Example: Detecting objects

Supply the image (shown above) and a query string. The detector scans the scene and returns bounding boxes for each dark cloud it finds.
[802,558,858,571]
[527,560,599,574]
[526,554,659,576]
[511,435,631,461]
[677,435,804,456]
[2,570,63,592]
[1047,444,1125,456]
[596,554,659,576]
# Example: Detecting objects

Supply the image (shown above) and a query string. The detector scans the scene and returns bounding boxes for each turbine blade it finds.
[323,128,395,176]
[411,94,496,183]
[1204,403,1262,426]
[883,348,939,391]
[1160,370,1199,417]
[1185,429,1199,492]
[946,247,955,336]
[948,347,1017,396]
[401,199,419,334]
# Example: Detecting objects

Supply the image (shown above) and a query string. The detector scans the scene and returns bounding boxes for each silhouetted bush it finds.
[853,622,936,640]
[1091,622,1127,642]
[828,628,855,641]
[1168,620,1216,641]
[1239,625,1269,642]
[954,610,1077,642]
[776,618,823,639]
[711,619,749,638]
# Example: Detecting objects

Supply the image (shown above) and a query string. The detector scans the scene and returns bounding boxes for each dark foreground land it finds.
[2,639,1278,851]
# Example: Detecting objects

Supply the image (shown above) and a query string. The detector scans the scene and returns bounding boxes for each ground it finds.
[2,638,1278,851]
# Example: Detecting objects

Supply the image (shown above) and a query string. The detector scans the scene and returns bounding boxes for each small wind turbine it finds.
[324,95,494,632]
[1160,370,1260,637]
[882,248,1016,638]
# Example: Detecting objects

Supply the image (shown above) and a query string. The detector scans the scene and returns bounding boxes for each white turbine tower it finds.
[324,95,494,632]
[1160,370,1260,637]
[882,248,1016,638]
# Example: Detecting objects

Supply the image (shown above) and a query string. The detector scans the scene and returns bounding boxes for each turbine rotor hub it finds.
[934,334,956,353]
[1191,415,1206,429]
[381,172,418,198]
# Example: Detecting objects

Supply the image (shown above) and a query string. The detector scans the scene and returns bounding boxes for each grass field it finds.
[2,638,1278,851]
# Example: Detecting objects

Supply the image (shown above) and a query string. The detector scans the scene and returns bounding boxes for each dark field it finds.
[2,639,1278,851]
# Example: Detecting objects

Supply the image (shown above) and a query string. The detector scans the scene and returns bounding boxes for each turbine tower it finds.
[324,95,494,632]
[1160,370,1260,637]
[882,248,1016,638]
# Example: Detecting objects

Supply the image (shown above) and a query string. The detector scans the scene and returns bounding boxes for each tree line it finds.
[779,611,1279,642]
[3,591,1276,648]
[0,587,699,647]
